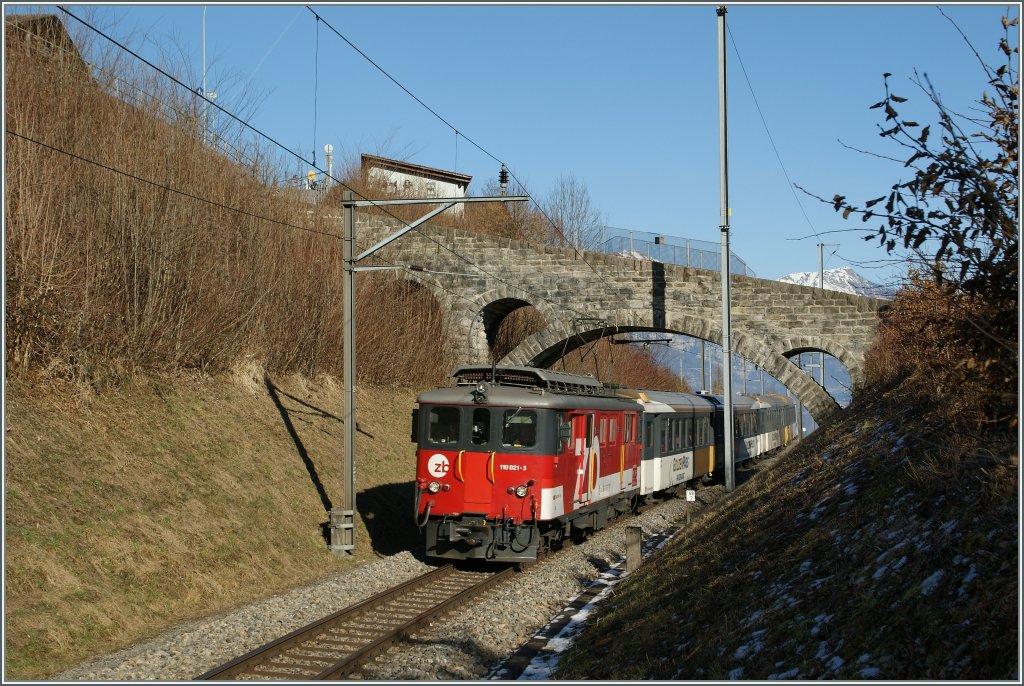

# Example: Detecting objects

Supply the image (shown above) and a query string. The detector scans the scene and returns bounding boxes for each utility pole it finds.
[796,353,804,439]
[324,144,334,190]
[717,5,735,493]
[202,7,208,144]
[330,192,528,556]
[817,241,838,395]
[700,338,707,391]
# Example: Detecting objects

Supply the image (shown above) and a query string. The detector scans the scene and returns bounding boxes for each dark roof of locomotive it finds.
[452,365,611,396]
[416,383,640,412]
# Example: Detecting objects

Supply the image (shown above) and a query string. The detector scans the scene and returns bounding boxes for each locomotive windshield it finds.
[420,404,550,453]
[428,406,460,445]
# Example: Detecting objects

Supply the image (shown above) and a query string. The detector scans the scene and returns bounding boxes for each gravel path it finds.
[51,486,730,681]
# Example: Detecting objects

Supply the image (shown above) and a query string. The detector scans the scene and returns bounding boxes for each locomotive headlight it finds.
[427,481,441,494]
[472,381,489,404]
[514,484,529,498]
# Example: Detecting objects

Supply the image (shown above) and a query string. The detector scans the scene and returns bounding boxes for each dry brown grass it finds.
[863,273,1017,441]
[4,370,422,679]
[4,21,454,391]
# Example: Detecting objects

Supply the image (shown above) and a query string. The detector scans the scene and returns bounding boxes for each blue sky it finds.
[9,2,1016,285]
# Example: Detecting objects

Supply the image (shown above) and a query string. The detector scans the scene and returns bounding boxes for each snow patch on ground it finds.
[516,573,623,680]
[920,570,945,596]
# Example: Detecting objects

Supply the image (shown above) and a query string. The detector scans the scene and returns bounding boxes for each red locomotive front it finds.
[413,366,643,562]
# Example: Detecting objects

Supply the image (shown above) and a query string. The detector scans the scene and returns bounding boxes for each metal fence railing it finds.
[593,225,756,277]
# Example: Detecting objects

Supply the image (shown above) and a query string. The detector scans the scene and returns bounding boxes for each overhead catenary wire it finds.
[55,6,596,323]
[304,5,603,273]
[726,24,820,240]
[6,130,531,324]
[6,129,339,240]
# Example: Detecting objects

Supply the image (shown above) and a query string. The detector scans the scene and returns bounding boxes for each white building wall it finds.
[367,166,467,214]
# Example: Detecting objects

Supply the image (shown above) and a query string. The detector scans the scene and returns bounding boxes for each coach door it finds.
[571,412,597,505]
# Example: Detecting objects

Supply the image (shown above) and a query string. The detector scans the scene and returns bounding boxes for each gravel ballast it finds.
[51,486,731,681]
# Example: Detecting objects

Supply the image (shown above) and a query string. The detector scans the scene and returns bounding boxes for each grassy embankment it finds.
[4,17,684,679]
[5,371,420,679]
[555,373,1017,680]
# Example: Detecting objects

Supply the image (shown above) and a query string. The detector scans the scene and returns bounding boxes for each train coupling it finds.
[437,516,491,547]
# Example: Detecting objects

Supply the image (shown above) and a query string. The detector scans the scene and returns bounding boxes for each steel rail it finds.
[196,563,513,680]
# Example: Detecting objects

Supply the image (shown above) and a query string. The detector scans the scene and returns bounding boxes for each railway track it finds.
[196,564,513,680]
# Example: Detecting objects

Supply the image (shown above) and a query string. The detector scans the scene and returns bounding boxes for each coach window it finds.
[503,410,537,448]
[471,408,491,446]
[428,406,460,445]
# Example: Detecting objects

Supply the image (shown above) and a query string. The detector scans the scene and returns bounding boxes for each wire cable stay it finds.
[726,24,820,240]
[7,129,338,239]
[303,5,603,272]
[54,6,609,332]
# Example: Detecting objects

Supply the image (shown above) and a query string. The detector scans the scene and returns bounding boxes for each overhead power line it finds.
[55,6,598,324]
[305,6,498,166]
[7,129,339,239]
[726,24,820,240]
[304,6,602,271]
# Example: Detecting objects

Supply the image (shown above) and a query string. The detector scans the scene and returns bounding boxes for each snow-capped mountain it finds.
[778,267,897,299]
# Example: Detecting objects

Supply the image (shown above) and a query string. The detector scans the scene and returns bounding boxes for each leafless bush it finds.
[863,273,1015,433]
[489,306,547,362]
[4,23,453,389]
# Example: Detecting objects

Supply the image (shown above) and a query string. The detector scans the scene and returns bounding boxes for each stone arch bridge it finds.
[357,215,886,424]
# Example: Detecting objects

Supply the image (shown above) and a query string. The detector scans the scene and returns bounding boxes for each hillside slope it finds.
[4,367,421,680]
[555,382,1018,680]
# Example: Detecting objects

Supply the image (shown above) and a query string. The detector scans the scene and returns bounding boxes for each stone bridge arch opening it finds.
[480,298,547,362]
[784,349,854,410]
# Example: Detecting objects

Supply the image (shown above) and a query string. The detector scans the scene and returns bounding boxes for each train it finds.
[412,365,798,563]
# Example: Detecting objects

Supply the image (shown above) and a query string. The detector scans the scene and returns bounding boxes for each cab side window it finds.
[503,410,537,448]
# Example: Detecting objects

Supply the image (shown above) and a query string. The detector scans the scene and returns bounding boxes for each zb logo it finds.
[427,454,450,477]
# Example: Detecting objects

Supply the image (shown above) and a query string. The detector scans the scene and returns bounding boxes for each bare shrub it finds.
[354,274,455,388]
[824,15,1018,435]
[4,21,453,389]
[863,273,1014,432]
